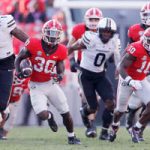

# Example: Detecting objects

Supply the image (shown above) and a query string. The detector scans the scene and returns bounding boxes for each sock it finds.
[68,132,75,137]
[102,109,113,128]
[48,112,51,119]
[135,121,142,129]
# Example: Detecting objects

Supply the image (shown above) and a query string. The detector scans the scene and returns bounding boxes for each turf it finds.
[0,126,150,150]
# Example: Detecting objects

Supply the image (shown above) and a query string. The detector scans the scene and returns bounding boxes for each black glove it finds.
[16,70,31,79]
[69,57,78,72]
[16,71,25,79]
[51,73,63,83]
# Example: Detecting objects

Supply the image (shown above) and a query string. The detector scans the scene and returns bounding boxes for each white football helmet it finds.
[141,27,150,51]
[42,19,62,45]
[97,17,117,43]
[84,7,103,30]
[140,2,150,26]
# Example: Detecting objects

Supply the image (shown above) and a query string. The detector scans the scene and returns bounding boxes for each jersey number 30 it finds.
[34,57,55,73]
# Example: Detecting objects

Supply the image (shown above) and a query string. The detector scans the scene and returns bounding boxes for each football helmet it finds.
[141,27,150,51]
[140,2,150,26]
[84,7,103,30]
[42,19,62,45]
[97,17,117,43]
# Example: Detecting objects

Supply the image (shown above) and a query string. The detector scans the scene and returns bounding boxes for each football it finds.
[20,59,33,77]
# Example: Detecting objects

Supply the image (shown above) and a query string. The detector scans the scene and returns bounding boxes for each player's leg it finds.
[0,70,13,119]
[109,77,133,142]
[0,102,19,139]
[29,81,58,132]
[96,76,115,140]
[126,93,142,132]
[78,71,99,137]
[131,79,150,143]
[78,85,97,138]
[49,84,81,144]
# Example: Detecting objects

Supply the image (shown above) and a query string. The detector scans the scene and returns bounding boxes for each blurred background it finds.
[0,0,148,126]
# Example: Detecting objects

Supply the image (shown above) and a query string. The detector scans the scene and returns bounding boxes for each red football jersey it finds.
[26,38,67,82]
[10,75,29,103]
[71,23,86,61]
[126,41,150,80]
[128,23,145,42]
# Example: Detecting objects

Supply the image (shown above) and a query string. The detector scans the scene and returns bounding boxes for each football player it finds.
[15,19,81,145]
[68,17,120,141]
[109,27,150,143]
[0,15,29,122]
[0,70,30,140]
[68,7,103,138]
[126,2,150,141]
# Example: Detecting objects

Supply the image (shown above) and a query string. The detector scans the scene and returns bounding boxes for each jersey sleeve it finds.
[126,44,139,57]
[112,35,121,67]
[81,31,92,48]
[5,15,16,33]
[58,45,67,61]
[72,25,80,40]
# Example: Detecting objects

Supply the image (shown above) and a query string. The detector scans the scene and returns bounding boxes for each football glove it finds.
[124,76,142,90]
[16,69,31,79]
[51,73,63,83]
[69,57,78,72]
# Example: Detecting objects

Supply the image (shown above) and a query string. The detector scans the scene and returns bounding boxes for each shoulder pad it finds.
[81,31,93,47]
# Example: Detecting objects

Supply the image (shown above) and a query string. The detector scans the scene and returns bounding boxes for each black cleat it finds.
[85,126,97,138]
[68,136,81,145]
[139,131,144,141]
[130,127,140,143]
[99,129,109,140]
[80,107,91,128]
[109,125,119,142]
[47,112,58,132]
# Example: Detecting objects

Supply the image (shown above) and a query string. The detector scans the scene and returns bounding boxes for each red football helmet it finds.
[141,27,150,51]
[84,7,103,30]
[42,19,62,45]
[140,2,150,26]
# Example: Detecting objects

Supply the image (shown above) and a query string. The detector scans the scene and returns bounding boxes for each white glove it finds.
[124,76,142,90]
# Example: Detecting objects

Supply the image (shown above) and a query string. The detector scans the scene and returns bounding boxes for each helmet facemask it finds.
[42,28,61,46]
[99,29,115,43]
[142,35,150,51]
[84,7,103,30]
[85,18,101,30]
[140,3,150,26]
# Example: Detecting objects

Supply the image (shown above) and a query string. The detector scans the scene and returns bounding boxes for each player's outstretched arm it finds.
[11,27,29,43]
[67,39,85,55]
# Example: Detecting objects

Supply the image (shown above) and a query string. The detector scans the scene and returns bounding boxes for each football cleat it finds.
[80,107,91,128]
[109,125,119,142]
[47,112,58,132]
[139,131,144,142]
[99,129,109,140]
[68,136,81,145]
[130,127,140,143]
[85,126,97,138]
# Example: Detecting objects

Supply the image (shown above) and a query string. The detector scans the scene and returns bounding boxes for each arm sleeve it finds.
[6,15,16,33]
[81,31,91,48]
[113,36,121,67]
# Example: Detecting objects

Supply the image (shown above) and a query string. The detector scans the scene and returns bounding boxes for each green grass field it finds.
[0,126,150,150]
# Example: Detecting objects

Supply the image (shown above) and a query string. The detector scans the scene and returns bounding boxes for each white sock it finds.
[112,121,120,126]
[135,121,142,129]
[68,132,75,137]
[48,112,51,119]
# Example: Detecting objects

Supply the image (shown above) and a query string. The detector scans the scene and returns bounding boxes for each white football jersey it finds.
[80,31,120,73]
[0,15,16,59]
